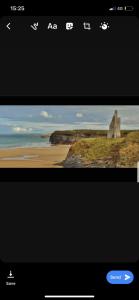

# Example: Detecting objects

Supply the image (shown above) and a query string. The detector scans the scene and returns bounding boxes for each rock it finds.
[63,155,85,168]
[50,133,77,145]
[64,155,118,168]
[41,134,50,139]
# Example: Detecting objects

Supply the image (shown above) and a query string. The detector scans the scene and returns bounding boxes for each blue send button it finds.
[106,271,134,284]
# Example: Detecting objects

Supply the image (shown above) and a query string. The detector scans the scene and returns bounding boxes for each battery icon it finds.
[125,6,134,11]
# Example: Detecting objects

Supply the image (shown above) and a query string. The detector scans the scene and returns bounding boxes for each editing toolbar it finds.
[0,15,138,49]
[1,20,112,32]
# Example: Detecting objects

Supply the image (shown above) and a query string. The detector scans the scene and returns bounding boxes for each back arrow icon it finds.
[6,23,11,30]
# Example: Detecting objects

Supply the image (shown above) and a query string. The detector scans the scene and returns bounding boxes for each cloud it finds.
[12,127,32,133]
[76,112,83,118]
[40,111,52,118]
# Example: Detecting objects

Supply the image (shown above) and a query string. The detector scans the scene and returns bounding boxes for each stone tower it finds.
[107,110,121,138]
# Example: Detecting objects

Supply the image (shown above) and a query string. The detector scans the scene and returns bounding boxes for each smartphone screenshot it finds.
[0,1,139,299]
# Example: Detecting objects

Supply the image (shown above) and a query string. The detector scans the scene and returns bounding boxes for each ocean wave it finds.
[0,142,51,149]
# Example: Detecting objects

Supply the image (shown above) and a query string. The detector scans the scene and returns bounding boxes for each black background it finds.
[0,182,138,263]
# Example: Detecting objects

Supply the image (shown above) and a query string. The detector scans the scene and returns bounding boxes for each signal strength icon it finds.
[109,7,116,11]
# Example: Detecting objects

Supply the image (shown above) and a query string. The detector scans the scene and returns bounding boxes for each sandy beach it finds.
[0,145,70,168]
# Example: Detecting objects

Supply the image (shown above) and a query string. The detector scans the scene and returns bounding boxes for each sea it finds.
[0,135,50,149]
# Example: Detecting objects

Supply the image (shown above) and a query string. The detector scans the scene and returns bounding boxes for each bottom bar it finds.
[44,296,95,299]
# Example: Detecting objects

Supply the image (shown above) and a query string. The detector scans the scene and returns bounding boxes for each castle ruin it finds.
[107,110,121,138]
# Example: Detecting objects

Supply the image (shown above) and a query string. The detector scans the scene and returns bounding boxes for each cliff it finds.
[49,129,132,145]
[63,131,139,168]
[50,130,108,145]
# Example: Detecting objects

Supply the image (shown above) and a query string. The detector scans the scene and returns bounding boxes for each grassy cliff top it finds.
[68,131,139,167]
[126,131,139,142]
[69,137,125,161]
[51,129,133,136]
[51,130,107,136]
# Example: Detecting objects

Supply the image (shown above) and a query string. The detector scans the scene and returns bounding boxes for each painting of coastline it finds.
[0,105,139,168]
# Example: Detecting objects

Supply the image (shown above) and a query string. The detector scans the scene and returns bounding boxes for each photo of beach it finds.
[0,105,139,168]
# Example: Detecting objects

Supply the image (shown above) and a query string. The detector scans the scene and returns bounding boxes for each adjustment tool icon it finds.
[100,22,110,30]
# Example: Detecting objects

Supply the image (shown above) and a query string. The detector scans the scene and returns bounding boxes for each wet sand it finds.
[0,145,70,168]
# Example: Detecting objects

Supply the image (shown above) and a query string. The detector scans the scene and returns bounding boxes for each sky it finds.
[0,105,139,134]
